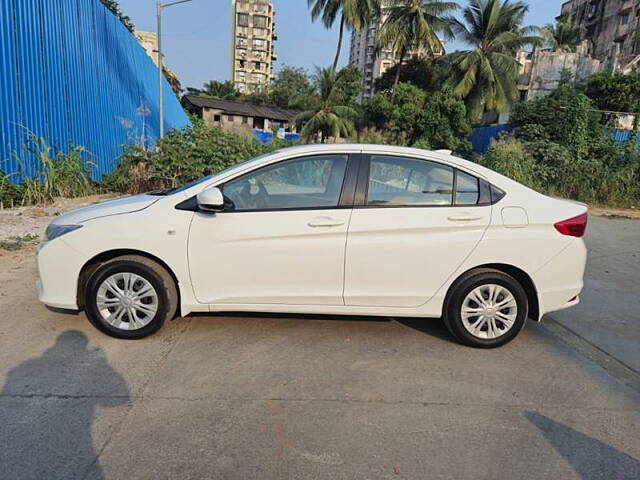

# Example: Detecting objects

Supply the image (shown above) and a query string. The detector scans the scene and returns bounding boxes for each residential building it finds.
[134,29,181,94]
[517,42,603,100]
[348,6,444,100]
[231,0,278,94]
[134,30,159,66]
[560,0,640,72]
[181,95,297,134]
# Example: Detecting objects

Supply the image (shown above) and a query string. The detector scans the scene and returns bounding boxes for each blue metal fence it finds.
[470,125,514,154]
[470,124,640,155]
[0,0,190,182]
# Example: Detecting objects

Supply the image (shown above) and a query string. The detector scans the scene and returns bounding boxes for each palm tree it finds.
[308,0,381,70]
[186,81,238,100]
[543,15,581,52]
[376,0,459,90]
[295,68,358,143]
[445,0,542,120]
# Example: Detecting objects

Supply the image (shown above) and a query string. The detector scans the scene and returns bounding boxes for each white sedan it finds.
[37,144,587,348]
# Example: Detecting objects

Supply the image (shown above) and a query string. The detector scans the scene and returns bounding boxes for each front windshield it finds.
[149,151,280,196]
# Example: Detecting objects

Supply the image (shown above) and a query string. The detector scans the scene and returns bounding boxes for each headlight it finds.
[45,224,83,241]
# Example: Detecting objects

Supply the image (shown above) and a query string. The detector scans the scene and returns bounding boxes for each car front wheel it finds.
[444,269,528,348]
[84,255,178,339]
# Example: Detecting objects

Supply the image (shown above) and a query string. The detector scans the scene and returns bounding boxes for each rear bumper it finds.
[533,239,587,318]
[36,239,87,310]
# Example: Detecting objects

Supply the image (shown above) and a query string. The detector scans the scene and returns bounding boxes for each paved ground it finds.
[0,216,638,480]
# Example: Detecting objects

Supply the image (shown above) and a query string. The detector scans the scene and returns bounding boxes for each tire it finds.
[443,269,528,348]
[84,255,178,339]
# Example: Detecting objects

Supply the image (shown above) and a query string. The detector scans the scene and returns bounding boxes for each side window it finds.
[222,155,348,211]
[455,171,480,205]
[367,155,454,206]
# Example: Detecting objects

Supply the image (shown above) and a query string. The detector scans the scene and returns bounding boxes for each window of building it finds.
[242,116,248,124]
[222,155,348,211]
[253,15,268,28]
[366,156,454,207]
[621,12,630,25]
[253,27,266,37]
[213,114,221,123]
[254,61,261,70]
[253,38,266,48]
[227,115,234,122]
[237,13,249,27]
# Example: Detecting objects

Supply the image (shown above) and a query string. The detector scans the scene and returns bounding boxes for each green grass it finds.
[0,234,39,251]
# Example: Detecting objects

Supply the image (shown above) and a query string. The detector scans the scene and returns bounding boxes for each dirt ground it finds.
[0,194,117,243]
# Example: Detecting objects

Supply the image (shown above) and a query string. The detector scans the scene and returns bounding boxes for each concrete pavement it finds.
[0,216,638,480]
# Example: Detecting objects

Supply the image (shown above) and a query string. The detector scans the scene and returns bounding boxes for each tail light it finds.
[554,212,588,237]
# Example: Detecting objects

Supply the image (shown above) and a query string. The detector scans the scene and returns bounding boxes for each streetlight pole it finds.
[156,0,193,140]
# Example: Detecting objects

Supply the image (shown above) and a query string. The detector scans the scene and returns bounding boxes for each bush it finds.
[481,137,540,190]
[0,171,25,207]
[104,119,284,193]
[1,130,95,206]
[481,137,640,207]
[361,84,471,154]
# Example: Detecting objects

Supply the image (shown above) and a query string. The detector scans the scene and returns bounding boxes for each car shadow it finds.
[201,311,390,323]
[392,317,456,343]
[0,330,130,480]
[525,411,640,480]
[195,311,457,343]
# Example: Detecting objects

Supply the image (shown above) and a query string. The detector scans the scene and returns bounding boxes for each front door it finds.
[344,154,491,308]
[188,154,353,306]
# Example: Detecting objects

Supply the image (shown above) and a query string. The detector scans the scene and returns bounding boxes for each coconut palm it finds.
[543,15,581,52]
[186,81,238,100]
[376,0,459,90]
[308,0,381,70]
[445,0,542,121]
[295,68,358,143]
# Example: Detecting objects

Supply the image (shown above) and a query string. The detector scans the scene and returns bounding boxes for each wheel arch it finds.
[76,249,181,315]
[444,263,540,322]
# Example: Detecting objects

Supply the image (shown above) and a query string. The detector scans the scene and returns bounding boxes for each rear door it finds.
[343,154,491,308]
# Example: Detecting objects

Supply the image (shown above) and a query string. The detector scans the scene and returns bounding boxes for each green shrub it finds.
[0,171,25,207]
[2,129,95,206]
[481,136,640,207]
[481,137,540,190]
[104,119,285,193]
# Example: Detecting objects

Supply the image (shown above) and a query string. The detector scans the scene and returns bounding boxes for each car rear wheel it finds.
[84,255,178,339]
[444,269,528,348]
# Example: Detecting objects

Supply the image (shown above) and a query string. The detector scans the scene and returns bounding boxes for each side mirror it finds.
[196,187,224,213]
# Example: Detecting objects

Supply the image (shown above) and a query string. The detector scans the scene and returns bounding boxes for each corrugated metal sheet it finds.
[471,126,639,155]
[0,0,190,182]
[470,125,514,154]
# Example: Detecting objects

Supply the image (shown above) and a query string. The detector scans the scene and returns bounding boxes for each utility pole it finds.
[157,0,193,140]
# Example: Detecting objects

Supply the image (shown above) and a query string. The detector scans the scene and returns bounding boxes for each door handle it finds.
[308,216,345,227]
[447,214,483,222]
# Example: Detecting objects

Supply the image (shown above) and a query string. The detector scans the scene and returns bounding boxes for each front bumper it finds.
[36,239,87,310]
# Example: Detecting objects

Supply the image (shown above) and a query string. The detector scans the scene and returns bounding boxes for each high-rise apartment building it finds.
[231,0,277,94]
[348,4,444,100]
[560,0,640,72]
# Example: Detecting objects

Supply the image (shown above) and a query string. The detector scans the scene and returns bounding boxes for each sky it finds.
[118,0,563,90]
